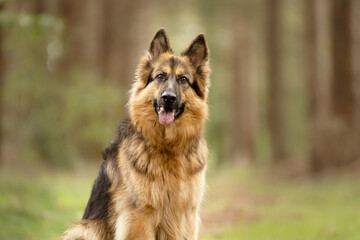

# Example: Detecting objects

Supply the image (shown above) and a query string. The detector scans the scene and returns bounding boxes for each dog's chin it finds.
[153,100,185,125]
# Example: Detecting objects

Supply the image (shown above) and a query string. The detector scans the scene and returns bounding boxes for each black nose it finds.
[161,91,177,104]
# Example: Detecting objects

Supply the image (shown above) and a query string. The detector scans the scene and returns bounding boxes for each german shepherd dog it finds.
[61,28,210,240]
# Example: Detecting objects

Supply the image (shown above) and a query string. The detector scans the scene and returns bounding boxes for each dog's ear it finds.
[181,34,209,69]
[149,28,171,61]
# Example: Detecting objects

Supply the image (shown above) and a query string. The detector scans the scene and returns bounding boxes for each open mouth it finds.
[154,100,185,125]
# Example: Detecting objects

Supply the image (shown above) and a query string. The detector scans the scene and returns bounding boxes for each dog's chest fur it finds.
[119,131,206,207]
[108,130,207,239]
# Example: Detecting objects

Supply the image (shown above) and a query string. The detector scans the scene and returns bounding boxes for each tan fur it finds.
[61,29,210,240]
[61,220,112,240]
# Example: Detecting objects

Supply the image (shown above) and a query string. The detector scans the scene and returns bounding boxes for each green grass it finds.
[201,169,360,240]
[1,167,360,240]
[0,169,95,240]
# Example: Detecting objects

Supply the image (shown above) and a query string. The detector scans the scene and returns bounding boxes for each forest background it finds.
[1,0,360,239]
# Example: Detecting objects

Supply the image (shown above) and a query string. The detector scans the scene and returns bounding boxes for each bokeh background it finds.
[1,0,360,239]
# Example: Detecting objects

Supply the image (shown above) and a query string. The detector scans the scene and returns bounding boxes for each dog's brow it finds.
[175,62,192,79]
[156,59,173,73]
[155,64,171,75]
[163,65,171,74]
[169,57,176,69]
[175,67,187,77]
[155,57,192,80]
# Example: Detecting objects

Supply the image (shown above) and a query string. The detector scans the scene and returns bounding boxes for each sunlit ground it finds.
[1,166,359,240]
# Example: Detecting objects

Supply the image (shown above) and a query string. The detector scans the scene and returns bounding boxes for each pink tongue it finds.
[159,109,175,125]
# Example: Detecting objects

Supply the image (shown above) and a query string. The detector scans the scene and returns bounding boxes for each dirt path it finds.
[199,172,262,237]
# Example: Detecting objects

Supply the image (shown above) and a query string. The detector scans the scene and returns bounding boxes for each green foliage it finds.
[0,11,63,34]
[0,0,12,5]
[2,12,125,167]
[2,12,65,166]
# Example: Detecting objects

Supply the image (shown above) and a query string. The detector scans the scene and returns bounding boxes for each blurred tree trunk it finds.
[353,0,360,158]
[351,0,360,165]
[9,0,45,13]
[328,0,359,167]
[0,4,5,164]
[59,0,84,69]
[101,0,149,86]
[80,0,104,73]
[305,0,330,171]
[59,0,143,86]
[308,0,360,171]
[331,0,355,126]
[265,0,286,164]
[305,0,319,119]
[230,22,256,164]
[59,0,104,74]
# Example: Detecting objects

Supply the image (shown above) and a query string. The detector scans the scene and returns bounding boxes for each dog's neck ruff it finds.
[130,118,203,154]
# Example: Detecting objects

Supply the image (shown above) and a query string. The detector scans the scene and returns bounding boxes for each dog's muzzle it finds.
[154,91,185,125]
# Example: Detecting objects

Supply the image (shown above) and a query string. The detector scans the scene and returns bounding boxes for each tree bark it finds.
[305,0,329,171]
[265,0,286,164]
[59,0,144,85]
[230,22,256,164]
[331,0,355,124]
[101,0,141,85]
[59,0,104,73]
[305,0,318,119]
[328,0,358,166]
[308,0,360,172]
[0,4,5,164]
[351,0,360,165]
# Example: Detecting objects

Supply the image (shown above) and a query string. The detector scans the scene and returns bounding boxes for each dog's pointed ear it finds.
[149,28,171,61]
[181,34,209,69]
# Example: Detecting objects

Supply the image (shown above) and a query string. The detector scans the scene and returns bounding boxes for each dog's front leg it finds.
[61,220,110,240]
[184,211,201,240]
[114,208,156,240]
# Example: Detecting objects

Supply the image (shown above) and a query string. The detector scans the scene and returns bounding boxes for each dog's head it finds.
[129,28,210,144]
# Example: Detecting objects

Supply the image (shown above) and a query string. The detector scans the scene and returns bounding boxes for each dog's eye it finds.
[156,74,165,82]
[179,76,188,84]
